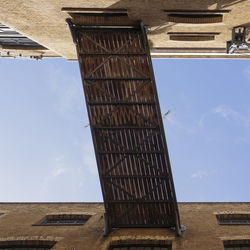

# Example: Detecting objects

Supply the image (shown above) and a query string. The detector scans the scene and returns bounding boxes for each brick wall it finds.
[0,203,250,250]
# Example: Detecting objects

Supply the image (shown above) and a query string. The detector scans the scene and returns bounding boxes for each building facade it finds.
[0,203,250,250]
[0,2,249,250]
[0,0,249,59]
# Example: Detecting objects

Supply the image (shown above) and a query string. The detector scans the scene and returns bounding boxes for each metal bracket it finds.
[103,212,111,236]
[227,26,250,54]
[171,224,186,236]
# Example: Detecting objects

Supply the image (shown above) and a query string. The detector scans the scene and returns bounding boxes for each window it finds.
[224,240,250,250]
[166,14,223,24]
[0,247,52,250]
[217,214,250,225]
[0,23,44,48]
[168,32,218,41]
[0,240,56,250]
[225,245,250,250]
[34,214,91,226]
[109,245,171,250]
[170,35,215,41]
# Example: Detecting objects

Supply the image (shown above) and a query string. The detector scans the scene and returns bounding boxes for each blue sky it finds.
[0,57,249,202]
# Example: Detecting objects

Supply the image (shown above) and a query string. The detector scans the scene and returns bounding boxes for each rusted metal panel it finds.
[67,15,180,232]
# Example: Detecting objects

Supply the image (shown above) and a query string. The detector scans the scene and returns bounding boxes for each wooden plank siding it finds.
[67,14,180,233]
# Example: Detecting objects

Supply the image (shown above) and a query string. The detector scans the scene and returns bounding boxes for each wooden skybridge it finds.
[66,10,181,235]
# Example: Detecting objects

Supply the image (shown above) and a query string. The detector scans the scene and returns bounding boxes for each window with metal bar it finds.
[217,214,250,225]
[109,245,171,250]
[34,214,90,226]
[224,239,250,249]
[0,240,56,250]
[224,245,250,250]
[166,14,223,23]
[0,247,52,250]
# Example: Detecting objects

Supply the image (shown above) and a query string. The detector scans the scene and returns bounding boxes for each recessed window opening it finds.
[217,214,250,225]
[35,214,91,226]
[225,245,250,250]
[167,14,223,23]
[164,9,231,13]
[109,245,171,250]
[168,32,219,41]
[224,240,250,250]
[0,240,56,250]
[0,246,53,250]
[169,35,215,41]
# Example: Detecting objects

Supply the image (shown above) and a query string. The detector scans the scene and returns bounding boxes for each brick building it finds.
[0,2,250,250]
[1,202,250,250]
[0,0,249,59]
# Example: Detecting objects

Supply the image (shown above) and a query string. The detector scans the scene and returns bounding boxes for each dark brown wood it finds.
[67,15,180,232]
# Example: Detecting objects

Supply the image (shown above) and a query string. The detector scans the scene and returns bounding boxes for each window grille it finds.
[168,32,219,42]
[109,245,171,250]
[166,14,223,23]
[224,240,250,250]
[0,240,56,250]
[169,35,215,41]
[217,214,250,225]
[41,218,87,225]
[225,245,250,250]
[0,247,52,250]
[35,214,90,226]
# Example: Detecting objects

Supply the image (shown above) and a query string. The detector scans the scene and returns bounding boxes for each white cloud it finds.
[191,170,208,179]
[212,105,237,120]
[46,63,84,120]
[53,166,66,177]
[42,153,88,196]
[82,143,98,176]
[198,113,208,128]
[191,169,216,179]
[212,105,250,127]
[43,155,67,188]
[53,155,66,176]
[55,155,64,162]
[165,113,195,134]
